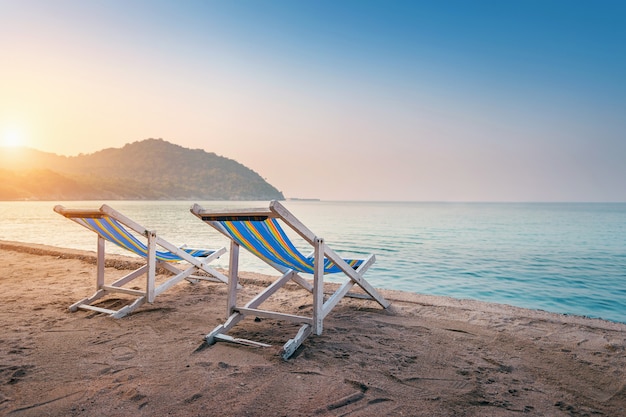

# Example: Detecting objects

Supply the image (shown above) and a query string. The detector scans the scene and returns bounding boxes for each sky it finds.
[1,0,625,202]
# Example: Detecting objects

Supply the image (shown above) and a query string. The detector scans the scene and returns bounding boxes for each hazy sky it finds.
[1,1,625,201]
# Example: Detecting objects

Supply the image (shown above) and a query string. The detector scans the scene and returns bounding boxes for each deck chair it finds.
[54,204,229,318]
[191,201,390,359]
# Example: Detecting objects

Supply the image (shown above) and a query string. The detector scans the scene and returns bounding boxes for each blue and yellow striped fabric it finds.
[217,218,362,274]
[75,217,212,261]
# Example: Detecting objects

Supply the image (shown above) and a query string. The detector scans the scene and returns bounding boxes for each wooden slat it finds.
[96,235,105,289]
[290,273,314,292]
[159,259,231,287]
[269,200,317,244]
[53,205,105,218]
[235,307,312,324]
[153,235,227,278]
[147,231,157,303]
[205,313,246,344]
[69,293,105,312]
[109,265,149,288]
[100,204,149,235]
[312,238,324,335]
[101,285,145,296]
[214,334,272,348]
[186,275,223,283]
[154,266,196,297]
[281,324,312,360]
[244,270,296,309]
[110,297,147,319]
[191,203,274,219]
[324,248,390,309]
[321,280,355,319]
[355,253,376,275]
[227,241,240,315]
[76,304,117,315]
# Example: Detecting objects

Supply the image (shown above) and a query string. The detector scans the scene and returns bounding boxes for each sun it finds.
[2,128,23,148]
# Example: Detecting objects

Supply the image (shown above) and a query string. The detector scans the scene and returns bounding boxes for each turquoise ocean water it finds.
[1,200,625,323]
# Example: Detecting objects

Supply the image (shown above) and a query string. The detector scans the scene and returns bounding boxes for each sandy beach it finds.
[1,239,625,416]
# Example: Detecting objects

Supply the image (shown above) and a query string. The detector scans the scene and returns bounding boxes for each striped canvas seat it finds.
[215,217,363,274]
[191,201,390,359]
[76,216,212,261]
[54,204,228,318]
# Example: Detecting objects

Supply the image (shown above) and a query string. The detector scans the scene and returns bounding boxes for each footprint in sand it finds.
[111,346,136,361]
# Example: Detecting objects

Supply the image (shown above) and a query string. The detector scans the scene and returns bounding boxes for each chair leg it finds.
[96,236,105,289]
[281,324,312,360]
[227,241,240,315]
[205,312,245,344]
[69,290,107,312]
[312,238,325,335]
[111,296,147,319]
[147,231,157,303]
[71,263,149,317]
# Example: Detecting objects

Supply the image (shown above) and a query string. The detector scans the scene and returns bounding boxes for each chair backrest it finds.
[213,216,363,274]
[72,216,210,261]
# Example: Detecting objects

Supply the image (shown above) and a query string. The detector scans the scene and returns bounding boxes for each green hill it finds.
[0,139,284,201]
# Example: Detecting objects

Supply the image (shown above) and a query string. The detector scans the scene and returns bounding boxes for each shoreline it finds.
[1,240,625,415]
[1,239,623,330]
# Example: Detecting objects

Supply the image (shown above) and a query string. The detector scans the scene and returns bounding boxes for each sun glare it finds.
[2,129,23,148]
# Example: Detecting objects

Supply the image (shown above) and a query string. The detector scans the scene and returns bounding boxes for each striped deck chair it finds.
[54,204,229,318]
[191,201,390,359]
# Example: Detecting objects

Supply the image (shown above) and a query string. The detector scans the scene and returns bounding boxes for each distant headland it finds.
[0,139,284,201]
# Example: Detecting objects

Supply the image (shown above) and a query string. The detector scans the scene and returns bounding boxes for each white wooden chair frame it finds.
[54,204,229,318]
[191,201,390,359]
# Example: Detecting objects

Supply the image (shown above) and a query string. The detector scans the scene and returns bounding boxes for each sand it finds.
[0,239,625,416]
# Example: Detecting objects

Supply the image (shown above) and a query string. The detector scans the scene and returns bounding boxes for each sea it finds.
[1,200,625,324]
